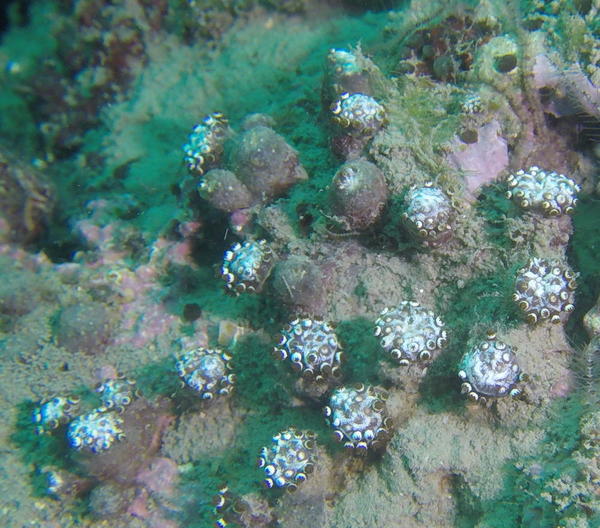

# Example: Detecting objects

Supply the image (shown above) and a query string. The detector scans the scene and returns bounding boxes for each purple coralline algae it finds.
[402,183,454,246]
[258,428,317,490]
[329,158,389,231]
[506,166,580,216]
[374,301,447,366]
[458,332,524,403]
[96,377,137,412]
[183,112,230,176]
[32,396,80,435]
[67,410,125,453]
[274,318,343,382]
[324,384,392,453]
[175,347,234,400]
[221,239,275,295]
[513,257,577,325]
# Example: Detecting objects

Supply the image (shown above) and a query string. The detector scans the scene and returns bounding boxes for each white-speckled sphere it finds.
[67,410,125,453]
[402,184,453,246]
[513,257,577,324]
[331,92,386,135]
[221,239,275,295]
[374,301,447,366]
[176,347,234,400]
[183,112,229,175]
[506,166,580,216]
[275,318,343,381]
[458,333,522,401]
[324,384,392,453]
[96,377,136,412]
[258,428,317,490]
[33,396,80,435]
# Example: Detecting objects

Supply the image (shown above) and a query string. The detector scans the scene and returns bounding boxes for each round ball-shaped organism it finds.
[374,301,447,366]
[458,332,523,403]
[323,49,372,106]
[272,257,326,317]
[331,92,386,136]
[221,239,275,295]
[324,384,392,453]
[258,428,317,491]
[402,183,453,246]
[505,166,580,216]
[176,347,234,400]
[33,396,80,435]
[232,125,308,201]
[330,158,389,231]
[67,410,125,453]
[183,112,229,175]
[198,169,254,213]
[96,377,137,412]
[513,257,577,325]
[274,318,343,382]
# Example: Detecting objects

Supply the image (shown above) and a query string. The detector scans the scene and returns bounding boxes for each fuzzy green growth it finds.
[476,183,521,249]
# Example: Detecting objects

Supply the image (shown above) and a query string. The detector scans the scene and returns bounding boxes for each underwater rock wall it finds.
[0,0,599,527]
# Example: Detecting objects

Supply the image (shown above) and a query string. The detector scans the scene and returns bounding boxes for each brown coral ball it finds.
[272,256,326,317]
[55,302,114,355]
[329,158,388,231]
[198,169,254,213]
[232,126,307,201]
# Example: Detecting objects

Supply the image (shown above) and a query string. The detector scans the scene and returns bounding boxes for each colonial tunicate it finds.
[458,332,524,403]
[258,428,317,491]
[374,301,447,366]
[513,257,577,324]
[324,384,392,453]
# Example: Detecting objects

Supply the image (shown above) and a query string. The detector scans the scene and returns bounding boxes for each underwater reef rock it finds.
[3,1,600,527]
[0,148,55,244]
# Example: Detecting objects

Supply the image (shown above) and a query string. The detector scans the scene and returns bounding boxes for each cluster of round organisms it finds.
[96,376,137,412]
[221,239,275,295]
[176,347,235,400]
[183,112,229,175]
[513,257,577,325]
[331,92,386,135]
[374,301,447,366]
[274,318,343,382]
[67,409,125,453]
[458,332,524,403]
[506,166,580,216]
[324,384,392,453]
[33,396,80,434]
[258,428,317,490]
[402,183,453,246]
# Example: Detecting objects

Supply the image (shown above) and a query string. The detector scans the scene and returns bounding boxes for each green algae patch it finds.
[135,357,181,399]
[11,401,73,496]
[567,195,600,347]
[232,333,291,410]
[478,396,589,527]
[476,183,520,249]
[337,318,382,385]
